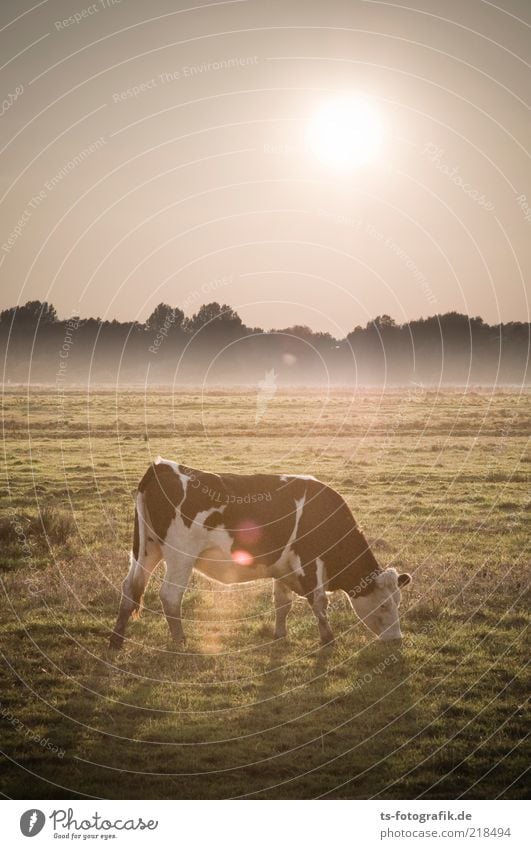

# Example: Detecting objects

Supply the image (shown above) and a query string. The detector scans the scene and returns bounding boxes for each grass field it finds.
[0,387,529,799]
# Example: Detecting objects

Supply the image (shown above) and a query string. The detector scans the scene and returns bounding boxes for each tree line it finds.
[0,300,528,384]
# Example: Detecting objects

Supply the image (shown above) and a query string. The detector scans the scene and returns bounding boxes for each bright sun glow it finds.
[307,95,384,169]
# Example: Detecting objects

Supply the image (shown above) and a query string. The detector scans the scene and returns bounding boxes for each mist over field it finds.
[1,300,529,385]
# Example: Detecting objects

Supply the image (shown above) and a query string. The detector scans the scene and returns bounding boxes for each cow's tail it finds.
[130,489,148,619]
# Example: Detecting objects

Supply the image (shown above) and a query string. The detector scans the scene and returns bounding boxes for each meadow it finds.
[0,386,529,799]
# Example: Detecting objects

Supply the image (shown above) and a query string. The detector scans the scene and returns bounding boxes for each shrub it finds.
[0,506,76,547]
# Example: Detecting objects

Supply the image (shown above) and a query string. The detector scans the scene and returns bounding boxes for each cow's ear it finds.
[398,572,411,588]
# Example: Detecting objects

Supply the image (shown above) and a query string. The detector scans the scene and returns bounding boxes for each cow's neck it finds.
[328,525,382,595]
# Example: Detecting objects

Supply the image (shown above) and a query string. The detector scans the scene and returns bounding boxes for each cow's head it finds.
[349,568,411,640]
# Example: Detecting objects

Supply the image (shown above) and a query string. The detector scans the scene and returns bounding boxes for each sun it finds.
[307,95,384,169]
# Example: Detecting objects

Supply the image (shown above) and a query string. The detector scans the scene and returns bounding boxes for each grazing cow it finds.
[109,458,411,649]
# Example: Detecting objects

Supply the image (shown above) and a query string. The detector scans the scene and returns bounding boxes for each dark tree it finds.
[146,303,185,334]
[0,300,57,327]
[185,302,243,335]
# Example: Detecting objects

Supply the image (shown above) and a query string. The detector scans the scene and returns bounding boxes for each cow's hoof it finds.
[273,632,287,641]
[108,633,124,650]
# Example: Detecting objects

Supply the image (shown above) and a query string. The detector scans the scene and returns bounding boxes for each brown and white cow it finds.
[109,458,411,649]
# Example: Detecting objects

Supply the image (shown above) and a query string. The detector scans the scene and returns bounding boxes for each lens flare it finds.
[237,519,262,545]
[232,549,254,566]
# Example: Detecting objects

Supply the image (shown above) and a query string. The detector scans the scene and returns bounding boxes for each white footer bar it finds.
[4,799,525,848]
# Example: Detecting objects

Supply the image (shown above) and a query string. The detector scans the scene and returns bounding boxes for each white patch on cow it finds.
[316,556,327,592]
[195,504,227,526]
[278,550,305,594]
[280,474,317,482]
[162,502,223,560]
[288,552,304,575]
[271,494,306,574]
[350,567,403,640]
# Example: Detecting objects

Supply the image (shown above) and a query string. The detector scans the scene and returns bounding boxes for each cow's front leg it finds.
[160,554,194,646]
[273,579,293,639]
[311,589,335,646]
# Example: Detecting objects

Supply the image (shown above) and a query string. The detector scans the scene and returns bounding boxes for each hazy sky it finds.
[0,0,529,334]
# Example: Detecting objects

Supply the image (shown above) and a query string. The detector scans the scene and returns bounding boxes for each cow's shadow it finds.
[237,625,416,798]
[26,603,416,799]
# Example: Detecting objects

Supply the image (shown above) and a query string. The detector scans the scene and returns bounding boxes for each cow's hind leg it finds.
[273,580,293,639]
[109,540,162,649]
[159,552,194,646]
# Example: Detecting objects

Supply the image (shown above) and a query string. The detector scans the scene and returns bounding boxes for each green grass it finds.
[0,387,529,799]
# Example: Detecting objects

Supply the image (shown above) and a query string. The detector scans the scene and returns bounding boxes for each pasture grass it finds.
[0,387,529,798]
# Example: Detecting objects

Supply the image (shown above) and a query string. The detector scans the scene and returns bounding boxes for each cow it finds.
[109,458,412,649]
